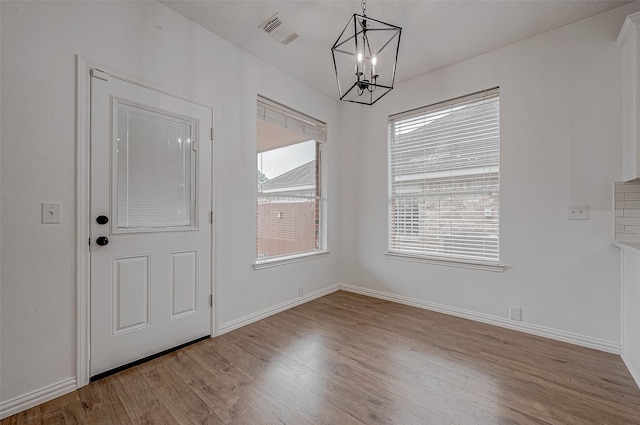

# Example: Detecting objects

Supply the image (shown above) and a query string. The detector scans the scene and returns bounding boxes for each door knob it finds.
[96,215,109,225]
[96,236,109,246]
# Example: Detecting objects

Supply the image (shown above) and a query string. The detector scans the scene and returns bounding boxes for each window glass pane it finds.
[115,102,195,230]
[388,90,500,263]
[257,139,318,259]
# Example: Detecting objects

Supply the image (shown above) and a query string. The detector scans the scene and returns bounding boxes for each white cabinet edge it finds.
[617,12,640,46]
[614,240,640,254]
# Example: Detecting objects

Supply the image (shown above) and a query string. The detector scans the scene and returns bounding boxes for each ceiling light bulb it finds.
[371,56,377,66]
[357,52,363,62]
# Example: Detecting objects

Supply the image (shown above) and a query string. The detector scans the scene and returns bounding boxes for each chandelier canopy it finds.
[331,0,402,105]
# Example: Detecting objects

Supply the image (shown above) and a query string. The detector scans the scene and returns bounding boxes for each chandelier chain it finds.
[361,0,366,16]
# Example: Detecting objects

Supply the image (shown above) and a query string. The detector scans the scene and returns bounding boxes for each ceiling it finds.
[161,1,631,98]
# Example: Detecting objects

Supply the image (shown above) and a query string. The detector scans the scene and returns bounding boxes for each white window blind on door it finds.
[388,88,500,263]
[115,101,196,230]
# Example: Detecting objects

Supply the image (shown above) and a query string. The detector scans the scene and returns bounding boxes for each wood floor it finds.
[3,291,640,424]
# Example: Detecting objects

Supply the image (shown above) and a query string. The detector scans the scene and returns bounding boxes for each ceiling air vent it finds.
[259,13,299,45]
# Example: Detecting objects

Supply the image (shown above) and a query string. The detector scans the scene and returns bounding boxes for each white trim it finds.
[75,55,91,388]
[253,250,330,270]
[620,249,640,390]
[339,283,621,354]
[211,115,218,338]
[622,354,640,390]
[218,284,339,334]
[0,378,77,420]
[78,57,213,109]
[621,246,625,354]
[385,252,505,272]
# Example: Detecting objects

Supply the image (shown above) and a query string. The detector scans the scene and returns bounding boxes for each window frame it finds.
[386,88,504,272]
[254,96,328,269]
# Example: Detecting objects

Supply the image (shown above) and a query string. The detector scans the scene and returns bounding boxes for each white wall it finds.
[0,1,340,404]
[338,2,640,347]
[622,247,640,386]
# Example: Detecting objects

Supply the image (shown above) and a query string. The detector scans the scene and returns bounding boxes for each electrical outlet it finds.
[42,202,61,224]
[509,306,521,321]
[568,205,589,220]
[298,286,304,297]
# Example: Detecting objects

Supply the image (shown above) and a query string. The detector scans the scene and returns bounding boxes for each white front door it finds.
[89,71,213,377]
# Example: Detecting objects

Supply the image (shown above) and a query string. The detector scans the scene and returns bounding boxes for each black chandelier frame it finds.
[331,12,402,105]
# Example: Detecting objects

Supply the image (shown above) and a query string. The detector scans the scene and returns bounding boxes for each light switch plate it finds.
[568,205,588,220]
[42,202,61,224]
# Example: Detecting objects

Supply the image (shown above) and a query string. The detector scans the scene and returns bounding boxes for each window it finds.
[256,96,326,263]
[388,88,500,265]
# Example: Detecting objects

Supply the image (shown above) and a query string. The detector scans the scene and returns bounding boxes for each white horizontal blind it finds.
[388,88,500,263]
[257,96,326,142]
[115,102,195,230]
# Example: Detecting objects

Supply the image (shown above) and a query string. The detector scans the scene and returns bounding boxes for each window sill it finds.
[253,251,330,270]
[385,252,505,272]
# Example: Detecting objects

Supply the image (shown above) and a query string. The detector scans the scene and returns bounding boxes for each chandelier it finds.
[331,0,402,105]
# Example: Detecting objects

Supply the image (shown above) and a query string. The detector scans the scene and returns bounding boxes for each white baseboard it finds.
[622,354,640,389]
[218,284,340,335]
[339,283,622,354]
[0,377,77,420]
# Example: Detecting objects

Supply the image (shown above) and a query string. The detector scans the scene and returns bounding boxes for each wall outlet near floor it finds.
[567,205,589,220]
[509,306,522,321]
[298,286,304,297]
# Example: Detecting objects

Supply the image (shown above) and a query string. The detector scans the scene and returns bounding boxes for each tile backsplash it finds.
[615,181,640,243]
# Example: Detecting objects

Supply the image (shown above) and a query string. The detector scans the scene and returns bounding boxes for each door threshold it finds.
[90,335,210,382]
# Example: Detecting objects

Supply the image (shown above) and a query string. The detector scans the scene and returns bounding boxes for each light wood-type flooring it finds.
[3,291,640,424]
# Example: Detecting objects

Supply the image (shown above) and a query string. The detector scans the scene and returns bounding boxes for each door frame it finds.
[75,55,218,388]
